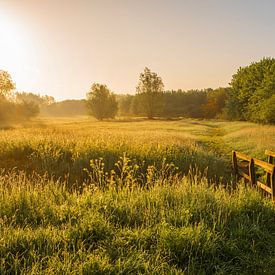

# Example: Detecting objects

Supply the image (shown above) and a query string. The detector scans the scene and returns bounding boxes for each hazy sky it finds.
[0,0,275,100]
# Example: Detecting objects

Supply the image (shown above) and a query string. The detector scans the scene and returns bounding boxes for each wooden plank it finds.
[235,151,251,162]
[254,158,274,173]
[257,181,272,194]
[265,150,275,158]
[238,171,251,181]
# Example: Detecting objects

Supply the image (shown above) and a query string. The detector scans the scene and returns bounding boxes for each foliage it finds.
[201,88,230,118]
[16,92,55,106]
[229,57,275,123]
[0,99,39,124]
[87,83,118,120]
[0,72,40,124]
[0,97,14,123]
[116,94,135,116]
[40,99,88,117]
[117,88,231,119]
[136,67,164,119]
[255,94,275,124]
[17,100,40,119]
[161,89,208,118]
[0,70,15,98]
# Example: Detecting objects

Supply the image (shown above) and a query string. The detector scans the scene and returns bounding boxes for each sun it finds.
[0,9,33,74]
[0,8,37,91]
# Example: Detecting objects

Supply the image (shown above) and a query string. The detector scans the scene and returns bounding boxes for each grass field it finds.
[0,117,275,274]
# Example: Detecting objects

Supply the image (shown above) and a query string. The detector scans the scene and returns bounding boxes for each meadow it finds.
[0,117,275,274]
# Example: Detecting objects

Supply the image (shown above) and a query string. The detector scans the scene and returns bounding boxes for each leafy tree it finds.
[117,94,135,116]
[0,71,15,123]
[0,72,40,124]
[16,92,55,107]
[248,94,275,124]
[86,83,118,120]
[41,99,87,117]
[202,87,229,118]
[229,57,275,123]
[136,67,164,119]
[0,97,13,122]
[0,70,15,98]
[42,95,55,105]
[16,101,40,120]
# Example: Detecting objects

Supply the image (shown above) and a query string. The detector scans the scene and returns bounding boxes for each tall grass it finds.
[0,118,235,186]
[0,168,274,274]
[0,117,274,273]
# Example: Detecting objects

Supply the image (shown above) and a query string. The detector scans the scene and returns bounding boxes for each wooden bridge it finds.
[232,150,275,202]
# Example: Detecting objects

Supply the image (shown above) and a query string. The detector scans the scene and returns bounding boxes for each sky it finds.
[0,0,275,101]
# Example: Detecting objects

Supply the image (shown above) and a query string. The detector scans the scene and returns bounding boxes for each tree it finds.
[16,101,40,120]
[201,87,229,118]
[41,99,87,117]
[117,94,135,116]
[229,57,275,123]
[86,83,118,120]
[42,95,55,105]
[16,92,55,106]
[136,67,164,119]
[0,70,15,99]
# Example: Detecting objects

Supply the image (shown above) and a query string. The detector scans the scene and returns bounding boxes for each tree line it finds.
[0,71,51,124]
[117,87,229,119]
[0,57,274,124]
[87,58,275,123]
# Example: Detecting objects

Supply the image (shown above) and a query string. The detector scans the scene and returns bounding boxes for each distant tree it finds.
[201,87,229,118]
[86,83,118,120]
[16,92,55,106]
[0,97,14,122]
[0,70,15,98]
[42,95,55,105]
[0,71,15,123]
[229,57,275,123]
[182,89,208,118]
[16,101,40,120]
[117,94,135,116]
[16,92,43,106]
[40,99,87,117]
[136,67,164,119]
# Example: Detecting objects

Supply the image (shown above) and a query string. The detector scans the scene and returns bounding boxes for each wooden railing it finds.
[232,150,275,202]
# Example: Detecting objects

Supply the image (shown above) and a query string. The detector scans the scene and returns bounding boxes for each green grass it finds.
[0,117,275,274]
[1,170,275,274]
[0,117,273,185]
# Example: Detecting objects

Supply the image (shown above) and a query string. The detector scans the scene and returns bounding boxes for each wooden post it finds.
[232,151,238,189]
[249,158,256,186]
[266,154,274,187]
[271,166,275,202]
[232,151,238,175]
[268,155,274,164]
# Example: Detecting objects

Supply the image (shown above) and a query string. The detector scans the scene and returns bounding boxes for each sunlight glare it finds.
[0,10,36,86]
